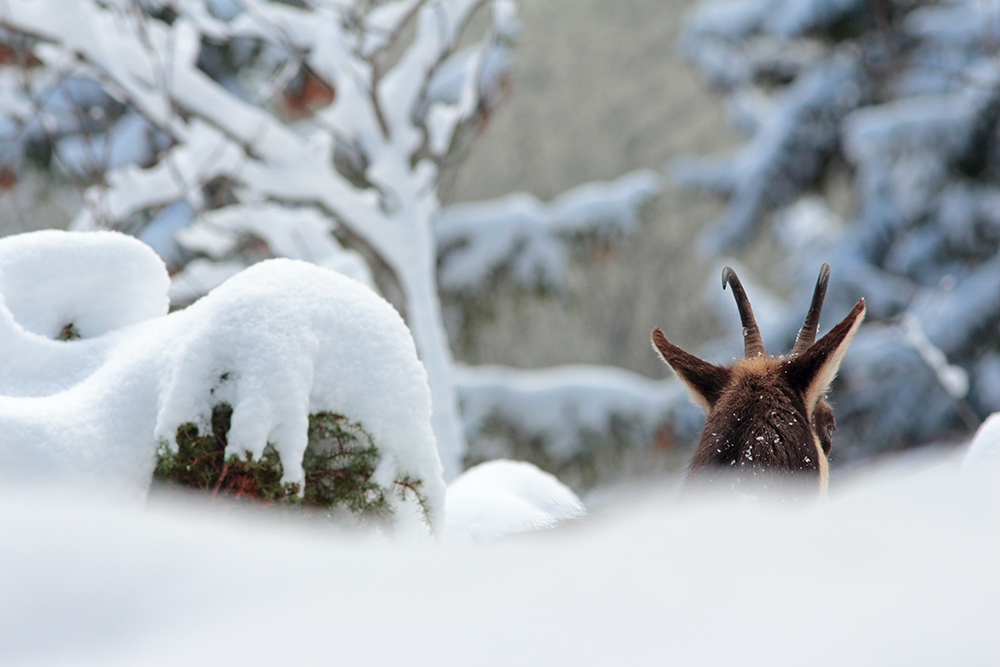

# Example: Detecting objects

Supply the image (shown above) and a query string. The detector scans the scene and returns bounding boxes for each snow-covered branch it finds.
[673,55,866,252]
[455,364,696,485]
[437,169,661,292]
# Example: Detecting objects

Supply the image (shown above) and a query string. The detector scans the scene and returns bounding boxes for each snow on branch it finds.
[679,0,864,88]
[454,364,693,478]
[436,169,661,292]
[169,202,375,302]
[673,55,866,252]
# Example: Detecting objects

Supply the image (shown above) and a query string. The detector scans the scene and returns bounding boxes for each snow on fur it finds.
[0,230,444,531]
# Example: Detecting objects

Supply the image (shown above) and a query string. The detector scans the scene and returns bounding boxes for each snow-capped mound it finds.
[444,459,584,542]
[0,229,169,339]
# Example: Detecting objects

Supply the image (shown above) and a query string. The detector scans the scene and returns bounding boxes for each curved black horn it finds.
[722,266,765,358]
[790,263,830,357]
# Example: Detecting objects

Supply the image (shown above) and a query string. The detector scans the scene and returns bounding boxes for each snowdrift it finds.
[0,447,995,666]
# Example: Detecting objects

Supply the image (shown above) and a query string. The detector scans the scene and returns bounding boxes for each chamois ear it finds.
[652,327,732,413]
[784,298,866,417]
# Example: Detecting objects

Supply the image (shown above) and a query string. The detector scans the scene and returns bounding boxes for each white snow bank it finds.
[964,411,1000,468]
[0,230,443,530]
[444,459,585,542]
[0,454,995,666]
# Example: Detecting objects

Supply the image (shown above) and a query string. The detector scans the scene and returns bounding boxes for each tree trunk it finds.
[395,228,466,482]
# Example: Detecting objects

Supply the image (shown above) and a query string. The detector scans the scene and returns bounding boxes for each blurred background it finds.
[447,0,732,375]
[2,0,998,496]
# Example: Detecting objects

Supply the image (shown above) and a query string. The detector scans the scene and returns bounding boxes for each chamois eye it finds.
[826,423,836,437]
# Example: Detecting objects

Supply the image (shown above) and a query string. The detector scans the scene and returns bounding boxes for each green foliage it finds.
[153,405,296,502]
[154,405,427,528]
[57,323,80,341]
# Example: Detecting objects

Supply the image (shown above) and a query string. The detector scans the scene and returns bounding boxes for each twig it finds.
[211,461,229,495]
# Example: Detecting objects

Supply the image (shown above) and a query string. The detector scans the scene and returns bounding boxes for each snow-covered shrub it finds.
[155,409,430,529]
[0,230,444,533]
[676,0,1000,458]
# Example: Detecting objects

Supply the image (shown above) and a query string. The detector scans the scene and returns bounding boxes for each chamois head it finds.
[652,264,865,495]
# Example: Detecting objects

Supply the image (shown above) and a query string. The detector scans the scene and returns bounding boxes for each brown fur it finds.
[652,266,865,495]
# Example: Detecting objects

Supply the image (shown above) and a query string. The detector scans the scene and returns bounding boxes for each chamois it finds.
[652,264,865,494]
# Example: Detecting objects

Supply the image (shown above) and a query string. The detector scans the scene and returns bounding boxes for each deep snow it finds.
[0,446,996,666]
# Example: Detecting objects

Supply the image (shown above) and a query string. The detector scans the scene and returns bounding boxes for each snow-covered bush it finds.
[676,0,1000,458]
[0,230,444,534]
[0,0,669,485]
[155,410,432,530]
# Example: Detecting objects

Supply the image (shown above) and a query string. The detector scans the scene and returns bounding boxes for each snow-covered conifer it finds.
[677,0,1000,457]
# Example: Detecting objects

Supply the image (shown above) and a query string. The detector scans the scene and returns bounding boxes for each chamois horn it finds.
[722,266,765,359]
[790,263,830,357]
